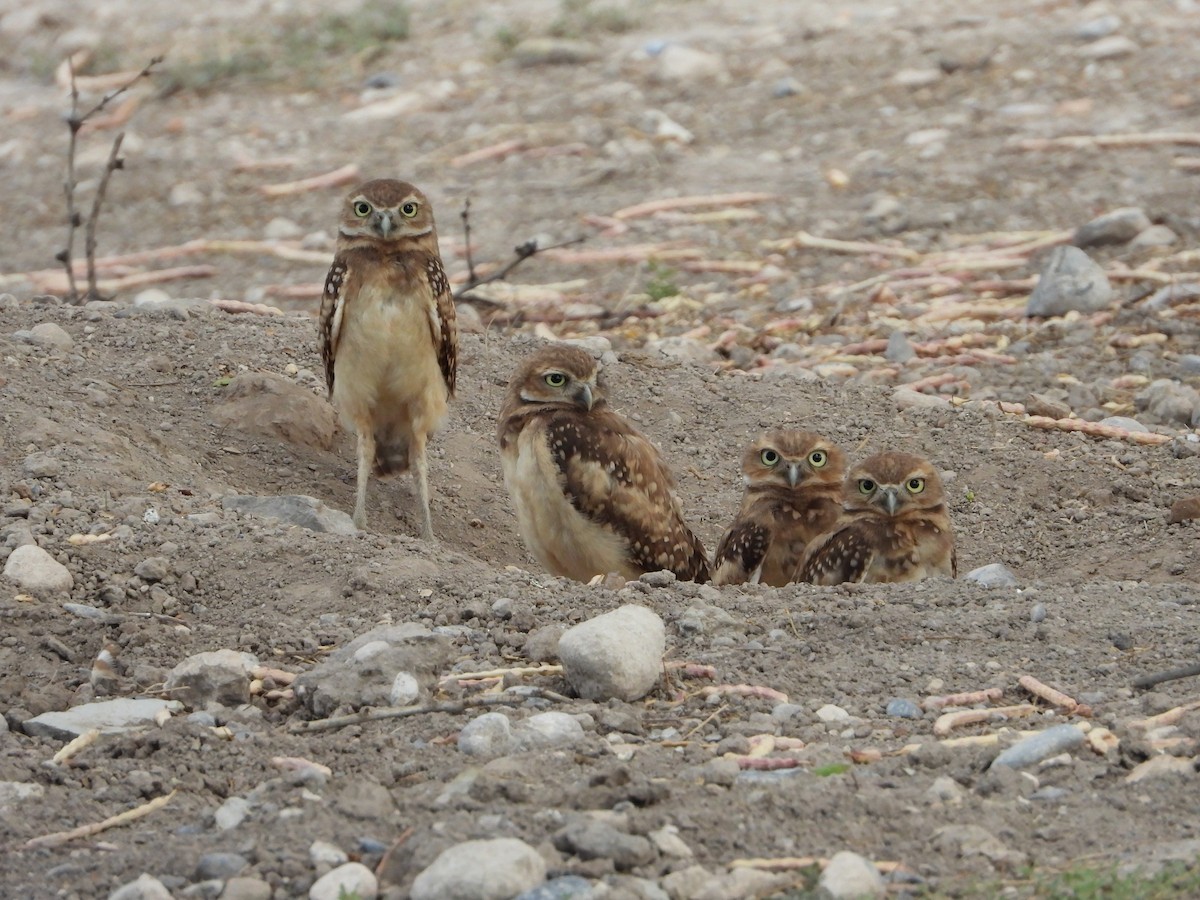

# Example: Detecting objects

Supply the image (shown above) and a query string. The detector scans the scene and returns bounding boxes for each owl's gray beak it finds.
[573,383,594,411]
[376,212,394,237]
[876,486,900,516]
[786,463,802,488]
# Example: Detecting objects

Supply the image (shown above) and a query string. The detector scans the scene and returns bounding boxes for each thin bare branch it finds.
[84,132,125,300]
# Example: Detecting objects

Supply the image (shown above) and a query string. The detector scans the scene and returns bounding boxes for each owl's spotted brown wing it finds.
[319,255,350,394]
[424,255,457,397]
[797,521,875,586]
[712,518,771,586]
[547,411,710,582]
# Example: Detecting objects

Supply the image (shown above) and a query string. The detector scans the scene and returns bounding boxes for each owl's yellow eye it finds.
[545,372,567,387]
[400,201,419,218]
[906,477,925,494]
[352,201,372,218]
[759,448,780,466]
[808,449,827,468]
[857,478,876,494]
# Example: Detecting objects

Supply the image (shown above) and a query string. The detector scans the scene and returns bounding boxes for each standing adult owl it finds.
[496,344,710,583]
[797,451,956,585]
[319,179,457,539]
[712,430,846,586]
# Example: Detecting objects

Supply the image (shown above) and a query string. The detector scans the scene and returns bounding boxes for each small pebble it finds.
[885,698,922,719]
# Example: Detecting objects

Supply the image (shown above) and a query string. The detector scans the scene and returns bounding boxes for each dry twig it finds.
[57,54,163,302]
[1132,663,1200,690]
[23,790,177,849]
[1018,675,1088,713]
[922,687,1004,711]
[258,164,360,197]
[932,704,1037,736]
[288,688,568,734]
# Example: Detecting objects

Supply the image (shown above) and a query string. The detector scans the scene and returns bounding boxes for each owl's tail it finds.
[372,425,412,477]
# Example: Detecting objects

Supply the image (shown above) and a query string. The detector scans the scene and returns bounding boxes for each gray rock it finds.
[164,649,258,710]
[219,878,273,900]
[264,216,303,240]
[661,866,712,899]
[933,824,1028,867]
[991,724,1085,769]
[927,775,966,805]
[885,331,916,363]
[332,778,396,821]
[22,452,62,478]
[24,698,178,740]
[309,862,378,900]
[512,38,600,67]
[134,556,170,583]
[214,796,251,831]
[553,820,655,871]
[514,875,596,900]
[886,698,923,719]
[222,494,356,535]
[649,824,693,859]
[459,712,515,758]
[656,44,728,83]
[819,850,885,898]
[195,853,248,880]
[513,711,585,751]
[24,322,74,350]
[0,780,45,811]
[1031,603,1047,623]
[692,867,791,899]
[1026,246,1113,316]
[1072,15,1122,41]
[893,387,950,410]
[3,543,73,593]
[108,874,172,900]
[1141,282,1200,311]
[389,670,420,706]
[1099,415,1149,433]
[1075,207,1150,247]
[1135,379,1200,426]
[559,605,665,702]
[410,838,546,900]
[212,372,338,452]
[1076,35,1138,59]
[1024,393,1071,420]
[864,194,908,235]
[964,563,1020,588]
[310,840,349,868]
[1130,224,1178,249]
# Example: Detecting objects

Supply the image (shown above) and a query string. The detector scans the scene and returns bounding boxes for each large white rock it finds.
[164,649,258,709]
[410,838,546,900]
[309,862,377,900]
[4,544,73,593]
[24,698,179,740]
[819,850,885,899]
[558,605,665,701]
[108,873,172,900]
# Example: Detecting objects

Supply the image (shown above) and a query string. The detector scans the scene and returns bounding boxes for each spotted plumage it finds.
[497,344,710,583]
[712,430,846,586]
[797,451,957,585]
[318,179,457,538]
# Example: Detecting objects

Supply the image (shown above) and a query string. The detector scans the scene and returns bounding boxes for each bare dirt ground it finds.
[2,0,1200,897]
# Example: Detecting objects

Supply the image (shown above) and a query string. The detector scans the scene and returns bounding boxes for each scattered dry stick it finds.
[1018,675,1087,714]
[1127,698,1200,732]
[922,687,1003,711]
[23,790,177,849]
[288,688,568,734]
[612,192,775,221]
[1012,132,1200,152]
[772,231,921,261]
[933,704,1037,737]
[51,729,101,765]
[450,138,526,168]
[1132,662,1200,690]
[1023,414,1173,446]
[259,164,360,197]
[699,684,789,704]
[437,663,563,686]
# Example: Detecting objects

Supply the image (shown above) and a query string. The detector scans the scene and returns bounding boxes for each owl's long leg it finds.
[353,429,375,530]
[412,438,435,542]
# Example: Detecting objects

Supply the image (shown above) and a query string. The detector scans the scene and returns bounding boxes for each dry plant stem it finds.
[56,55,162,303]
[786,231,922,261]
[450,138,525,168]
[259,163,360,197]
[933,704,1037,736]
[83,131,125,299]
[541,243,701,265]
[51,729,101,764]
[1132,662,1200,690]
[731,756,803,770]
[209,299,283,316]
[1176,157,1200,172]
[23,790,177,849]
[437,663,564,685]
[699,684,789,703]
[290,690,564,734]
[612,192,775,220]
[1127,698,1200,732]
[1023,414,1172,446]
[1013,132,1200,151]
[923,687,1003,710]
[664,661,717,679]
[1018,674,1083,712]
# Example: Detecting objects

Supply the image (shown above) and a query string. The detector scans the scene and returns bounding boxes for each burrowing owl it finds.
[797,451,956,585]
[712,430,846,586]
[319,179,457,539]
[496,344,710,583]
